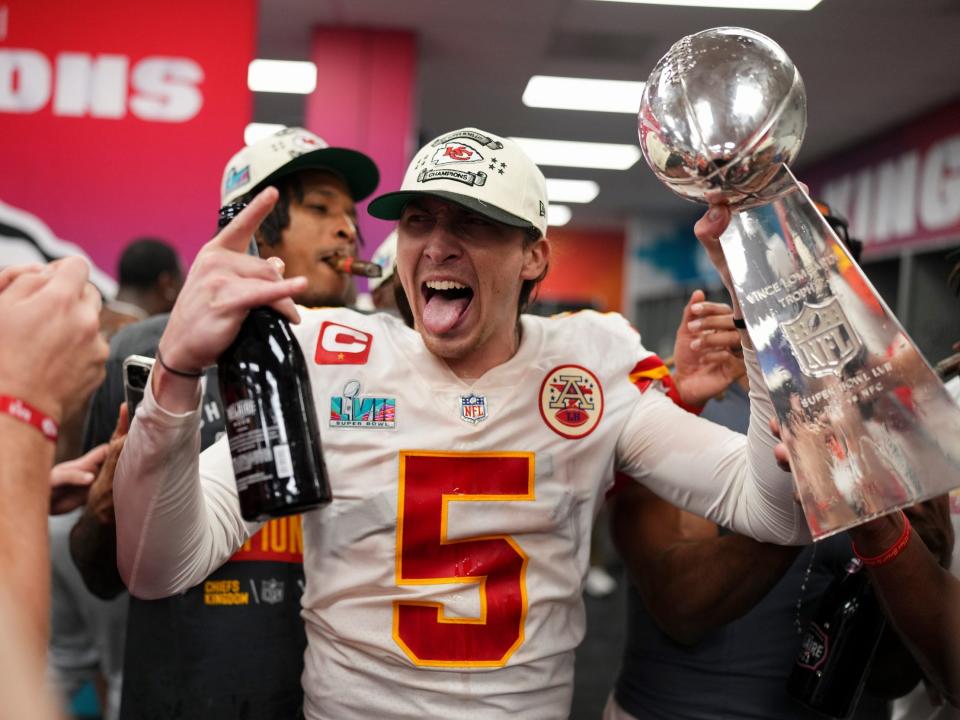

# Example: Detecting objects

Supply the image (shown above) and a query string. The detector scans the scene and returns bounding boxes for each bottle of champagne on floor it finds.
[216,202,332,521]
[786,557,886,719]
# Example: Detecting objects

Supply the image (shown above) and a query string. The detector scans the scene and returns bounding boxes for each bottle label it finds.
[273,443,294,478]
[225,399,283,491]
[226,398,257,423]
[796,622,830,671]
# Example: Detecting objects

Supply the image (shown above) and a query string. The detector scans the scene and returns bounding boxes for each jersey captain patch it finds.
[538,365,603,439]
[315,321,373,365]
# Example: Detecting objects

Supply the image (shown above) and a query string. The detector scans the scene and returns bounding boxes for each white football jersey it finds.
[117,307,805,720]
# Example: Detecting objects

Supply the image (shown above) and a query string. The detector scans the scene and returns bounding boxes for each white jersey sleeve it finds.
[615,343,809,544]
[114,373,259,598]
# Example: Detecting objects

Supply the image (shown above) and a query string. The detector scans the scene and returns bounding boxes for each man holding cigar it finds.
[113,127,807,718]
[73,127,380,719]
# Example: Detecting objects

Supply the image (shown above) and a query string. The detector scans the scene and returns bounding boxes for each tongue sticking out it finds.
[422,293,471,335]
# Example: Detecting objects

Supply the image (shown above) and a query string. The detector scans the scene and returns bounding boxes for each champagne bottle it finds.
[786,557,886,719]
[216,203,332,521]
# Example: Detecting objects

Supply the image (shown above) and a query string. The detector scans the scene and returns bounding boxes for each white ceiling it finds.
[254,0,960,230]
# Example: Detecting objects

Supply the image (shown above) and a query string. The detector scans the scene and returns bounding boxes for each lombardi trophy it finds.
[639,26,960,538]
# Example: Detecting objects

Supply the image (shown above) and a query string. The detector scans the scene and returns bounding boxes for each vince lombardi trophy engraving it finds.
[639,27,960,539]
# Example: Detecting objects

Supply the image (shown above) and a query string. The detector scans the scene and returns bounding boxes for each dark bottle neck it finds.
[218,201,247,230]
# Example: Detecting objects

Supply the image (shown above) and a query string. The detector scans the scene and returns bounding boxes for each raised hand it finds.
[672,289,745,408]
[157,187,307,378]
[693,205,735,294]
[0,257,108,421]
[49,443,109,515]
[84,403,130,525]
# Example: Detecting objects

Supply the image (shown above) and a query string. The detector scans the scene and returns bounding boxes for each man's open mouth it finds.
[421,279,474,334]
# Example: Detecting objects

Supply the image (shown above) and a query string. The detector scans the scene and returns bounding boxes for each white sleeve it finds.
[114,373,260,599]
[616,347,811,545]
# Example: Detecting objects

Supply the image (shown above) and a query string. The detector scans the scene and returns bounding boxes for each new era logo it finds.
[315,321,373,365]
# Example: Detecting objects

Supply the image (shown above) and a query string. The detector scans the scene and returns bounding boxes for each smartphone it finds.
[123,354,155,419]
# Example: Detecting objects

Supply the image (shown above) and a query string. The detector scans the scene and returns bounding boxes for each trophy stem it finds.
[720,168,960,539]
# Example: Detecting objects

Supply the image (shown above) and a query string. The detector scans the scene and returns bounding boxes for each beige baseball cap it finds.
[368,127,548,236]
[220,127,379,206]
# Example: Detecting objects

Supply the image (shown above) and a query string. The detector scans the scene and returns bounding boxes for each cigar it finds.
[324,255,382,278]
[935,351,960,380]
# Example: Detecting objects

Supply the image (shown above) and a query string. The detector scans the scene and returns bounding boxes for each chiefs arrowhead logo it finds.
[294,133,323,150]
[432,141,483,165]
[315,321,373,365]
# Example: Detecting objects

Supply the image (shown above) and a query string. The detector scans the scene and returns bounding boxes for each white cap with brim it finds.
[220,127,379,206]
[368,127,548,237]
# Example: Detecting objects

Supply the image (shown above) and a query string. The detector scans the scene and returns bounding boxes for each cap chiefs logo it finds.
[315,321,372,365]
[294,133,322,149]
[539,365,603,439]
[432,141,483,166]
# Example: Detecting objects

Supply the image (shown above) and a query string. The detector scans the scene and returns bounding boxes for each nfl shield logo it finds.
[261,579,284,605]
[459,393,488,424]
[782,298,862,378]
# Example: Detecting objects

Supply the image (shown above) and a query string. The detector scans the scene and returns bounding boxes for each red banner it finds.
[804,98,960,258]
[0,0,256,279]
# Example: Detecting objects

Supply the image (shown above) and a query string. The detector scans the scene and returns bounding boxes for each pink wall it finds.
[304,28,418,257]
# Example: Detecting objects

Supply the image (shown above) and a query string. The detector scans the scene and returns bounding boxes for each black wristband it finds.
[156,348,204,378]
[732,316,747,329]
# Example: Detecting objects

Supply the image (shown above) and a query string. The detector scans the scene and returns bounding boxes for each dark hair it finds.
[825,214,863,263]
[519,225,547,312]
[816,201,863,263]
[392,224,547,328]
[244,174,305,248]
[240,172,364,249]
[117,237,182,289]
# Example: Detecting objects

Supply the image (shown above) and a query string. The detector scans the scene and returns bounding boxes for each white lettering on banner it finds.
[821,131,960,249]
[130,57,203,122]
[919,137,960,231]
[0,49,203,122]
[0,49,50,112]
[53,53,128,118]
[874,152,917,241]
[850,169,873,244]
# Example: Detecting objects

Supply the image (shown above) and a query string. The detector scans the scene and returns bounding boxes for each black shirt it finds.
[83,314,306,720]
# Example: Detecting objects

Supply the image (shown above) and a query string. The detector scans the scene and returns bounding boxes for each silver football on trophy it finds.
[638,27,806,206]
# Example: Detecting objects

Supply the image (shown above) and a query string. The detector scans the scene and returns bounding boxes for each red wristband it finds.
[0,395,59,442]
[852,511,912,567]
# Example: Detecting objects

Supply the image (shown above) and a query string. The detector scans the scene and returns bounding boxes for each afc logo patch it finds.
[315,321,373,365]
[539,365,603,439]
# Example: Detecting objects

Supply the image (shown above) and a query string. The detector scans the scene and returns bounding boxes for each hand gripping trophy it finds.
[639,27,960,538]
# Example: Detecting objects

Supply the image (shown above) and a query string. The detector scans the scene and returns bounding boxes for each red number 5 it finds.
[394,451,535,667]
